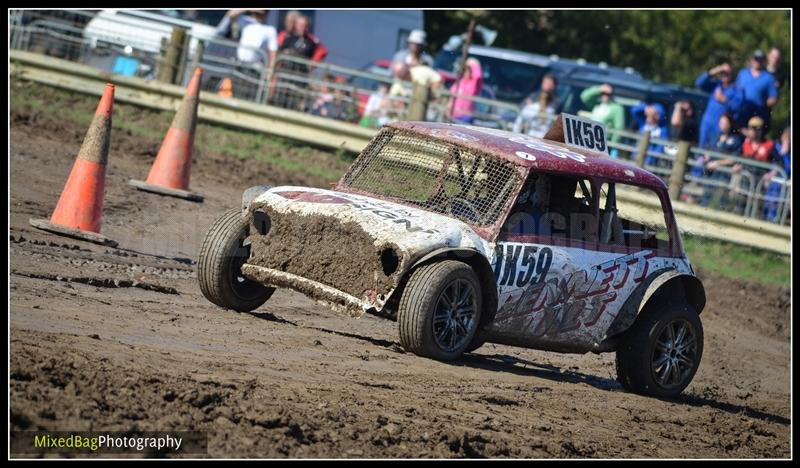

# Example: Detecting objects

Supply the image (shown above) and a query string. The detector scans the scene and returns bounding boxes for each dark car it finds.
[433,45,643,105]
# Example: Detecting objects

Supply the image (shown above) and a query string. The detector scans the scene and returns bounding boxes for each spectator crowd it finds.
[512,48,789,222]
[209,15,789,222]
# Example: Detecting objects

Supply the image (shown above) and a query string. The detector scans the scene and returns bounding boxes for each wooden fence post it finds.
[157,27,186,84]
[669,140,691,200]
[634,131,651,168]
[407,83,430,121]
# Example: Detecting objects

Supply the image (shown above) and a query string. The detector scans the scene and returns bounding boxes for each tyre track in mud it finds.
[9,88,790,458]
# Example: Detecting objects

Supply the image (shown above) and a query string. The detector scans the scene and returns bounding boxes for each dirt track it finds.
[9,85,791,458]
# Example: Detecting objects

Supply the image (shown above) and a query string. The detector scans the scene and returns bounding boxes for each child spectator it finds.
[632,102,669,167]
[359,83,391,128]
[695,63,743,148]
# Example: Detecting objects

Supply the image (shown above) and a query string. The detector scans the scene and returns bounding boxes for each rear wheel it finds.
[198,208,274,312]
[616,304,703,398]
[398,260,482,361]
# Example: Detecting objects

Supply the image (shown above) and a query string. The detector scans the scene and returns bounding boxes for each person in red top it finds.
[741,116,776,163]
[728,116,776,214]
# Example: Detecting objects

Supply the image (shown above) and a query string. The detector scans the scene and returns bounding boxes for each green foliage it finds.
[425,10,791,135]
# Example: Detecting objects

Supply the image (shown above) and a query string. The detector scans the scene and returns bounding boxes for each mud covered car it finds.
[198,115,705,398]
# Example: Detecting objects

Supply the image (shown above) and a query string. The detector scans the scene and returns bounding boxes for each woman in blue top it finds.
[695,63,743,148]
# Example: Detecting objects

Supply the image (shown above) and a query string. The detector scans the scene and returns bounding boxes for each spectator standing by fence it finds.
[278,14,328,63]
[277,11,300,46]
[522,73,562,114]
[392,30,434,68]
[767,47,787,90]
[742,116,776,164]
[762,126,790,222]
[513,89,557,138]
[447,58,483,124]
[695,62,743,148]
[632,102,669,167]
[729,116,777,214]
[408,55,442,89]
[215,10,277,67]
[735,50,778,131]
[273,14,328,111]
[278,15,328,69]
[580,84,625,156]
[697,113,743,207]
[670,100,699,144]
[387,61,412,119]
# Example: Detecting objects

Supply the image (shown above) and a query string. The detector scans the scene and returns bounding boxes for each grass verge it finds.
[683,236,790,289]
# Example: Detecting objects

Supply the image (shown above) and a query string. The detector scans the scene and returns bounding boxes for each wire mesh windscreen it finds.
[341,129,522,227]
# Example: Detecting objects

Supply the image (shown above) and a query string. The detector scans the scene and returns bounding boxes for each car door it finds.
[484,173,660,352]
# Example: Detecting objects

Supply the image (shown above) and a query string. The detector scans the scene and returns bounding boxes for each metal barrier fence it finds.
[9,9,790,226]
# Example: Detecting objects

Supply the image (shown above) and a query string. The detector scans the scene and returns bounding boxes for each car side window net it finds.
[598,182,671,252]
[341,129,522,227]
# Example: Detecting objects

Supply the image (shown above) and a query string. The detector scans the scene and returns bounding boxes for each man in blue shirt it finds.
[695,62,743,148]
[735,49,778,130]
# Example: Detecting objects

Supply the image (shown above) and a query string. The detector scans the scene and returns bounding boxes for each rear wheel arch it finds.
[606,269,706,339]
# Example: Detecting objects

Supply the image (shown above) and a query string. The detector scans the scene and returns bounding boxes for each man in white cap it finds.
[392,29,434,68]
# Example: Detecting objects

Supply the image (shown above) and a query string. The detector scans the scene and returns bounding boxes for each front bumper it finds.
[240,264,376,317]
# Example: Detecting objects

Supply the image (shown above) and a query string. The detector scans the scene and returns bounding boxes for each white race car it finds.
[198,115,705,398]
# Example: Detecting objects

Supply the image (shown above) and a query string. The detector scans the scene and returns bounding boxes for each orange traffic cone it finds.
[129,67,204,202]
[218,77,233,98]
[29,84,118,248]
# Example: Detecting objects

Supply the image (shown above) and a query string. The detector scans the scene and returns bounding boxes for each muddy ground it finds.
[9,85,791,458]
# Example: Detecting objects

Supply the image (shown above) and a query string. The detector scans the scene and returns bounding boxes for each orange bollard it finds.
[129,67,204,202]
[29,84,118,247]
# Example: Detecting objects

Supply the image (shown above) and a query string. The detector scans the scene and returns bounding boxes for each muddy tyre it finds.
[398,260,482,361]
[616,304,703,398]
[198,208,274,312]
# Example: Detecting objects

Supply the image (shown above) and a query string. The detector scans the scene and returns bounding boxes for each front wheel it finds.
[197,208,274,312]
[616,304,703,398]
[398,260,482,361]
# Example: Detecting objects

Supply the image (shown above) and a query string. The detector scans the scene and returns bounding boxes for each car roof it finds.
[387,121,666,189]
[467,45,552,66]
[562,70,653,92]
